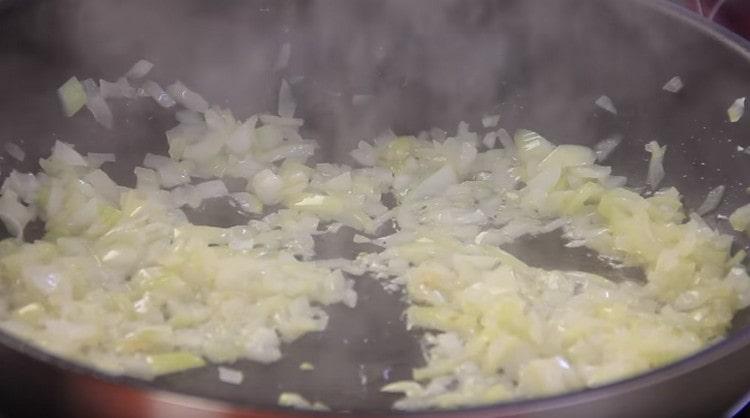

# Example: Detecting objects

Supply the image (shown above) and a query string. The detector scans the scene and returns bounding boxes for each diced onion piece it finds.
[2,171,39,204]
[218,366,244,385]
[142,81,176,108]
[0,190,34,238]
[497,128,514,151]
[278,392,329,411]
[82,79,114,129]
[482,132,497,149]
[696,185,725,216]
[252,169,283,205]
[662,76,684,93]
[728,97,746,123]
[83,169,121,204]
[277,79,296,118]
[593,135,622,162]
[187,180,228,208]
[351,141,376,166]
[57,76,87,117]
[644,140,666,190]
[729,203,750,233]
[146,352,205,376]
[125,59,154,79]
[481,114,500,128]
[407,165,457,201]
[52,141,88,166]
[167,81,209,113]
[143,153,190,188]
[4,143,25,162]
[99,77,136,99]
[231,192,263,214]
[226,117,258,155]
[595,95,617,114]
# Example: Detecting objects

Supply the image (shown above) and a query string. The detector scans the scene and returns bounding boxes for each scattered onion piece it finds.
[218,366,244,385]
[662,76,684,93]
[696,185,725,216]
[125,59,154,79]
[4,143,25,162]
[728,97,746,123]
[644,140,666,190]
[595,95,617,114]
[57,76,87,117]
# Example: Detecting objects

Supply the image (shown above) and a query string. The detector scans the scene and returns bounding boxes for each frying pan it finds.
[1,0,750,417]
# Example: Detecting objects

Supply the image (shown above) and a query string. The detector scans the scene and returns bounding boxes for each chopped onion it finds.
[407,165,457,201]
[2,171,39,204]
[99,77,136,99]
[51,141,88,166]
[730,203,750,233]
[696,185,725,216]
[728,97,746,123]
[351,141,376,166]
[593,135,622,162]
[125,59,154,79]
[481,114,500,128]
[252,169,283,205]
[82,79,114,129]
[57,77,87,117]
[662,76,684,93]
[0,189,34,238]
[278,392,329,411]
[231,192,263,214]
[482,132,497,149]
[644,140,666,189]
[4,142,25,162]
[226,117,258,155]
[595,95,617,114]
[218,366,244,385]
[167,81,209,113]
[142,81,176,108]
[189,180,229,208]
[496,128,514,151]
[277,79,296,118]
[83,169,121,204]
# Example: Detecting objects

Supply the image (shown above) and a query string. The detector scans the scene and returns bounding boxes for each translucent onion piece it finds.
[644,140,666,190]
[4,142,25,162]
[167,81,209,113]
[125,59,154,79]
[594,135,622,162]
[481,114,500,128]
[696,185,725,216]
[662,76,684,93]
[595,95,617,114]
[218,366,244,385]
[57,77,87,117]
[143,81,176,108]
[82,79,114,129]
[728,97,746,123]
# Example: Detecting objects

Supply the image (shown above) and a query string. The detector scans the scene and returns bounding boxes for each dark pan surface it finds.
[0,0,749,417]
